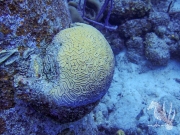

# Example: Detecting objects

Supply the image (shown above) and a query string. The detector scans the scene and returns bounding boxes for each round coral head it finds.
[49,23,115,107]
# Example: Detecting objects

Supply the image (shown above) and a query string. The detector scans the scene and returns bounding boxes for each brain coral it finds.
[16,23,115,123]
[49,23,115,107]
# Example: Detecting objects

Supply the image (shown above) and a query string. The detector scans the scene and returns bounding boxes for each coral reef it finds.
[109,0,151,25]
[118,19,152,38]
[145,32,170,66]
[1,0,180,134]
[149,12,170,27]
[0,0,71,49]
[15,23,115,123]
[0,0,71,121]
[154,26,167,37]
[50,23,114,106]
[0,69,16,110]
[126,37,145,64]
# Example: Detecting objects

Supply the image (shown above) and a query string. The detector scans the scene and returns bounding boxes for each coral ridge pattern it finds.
[48,23,115,107]
[16,23,115,123]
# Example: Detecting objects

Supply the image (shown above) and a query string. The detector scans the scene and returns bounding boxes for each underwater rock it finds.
[126,37,145,64]
[15,23,115,123]
[102,31,124,55]
[0,0,71,49]
[0,0,71,116]
[154,26,167,38]
[149,12,170,27]
[109,0,151,25]
[111,38,125,55]
[169,41,180,59]
[166,12,180,59]
[145,32,170,66]
[119,19,152,38]
[0,69,16,110]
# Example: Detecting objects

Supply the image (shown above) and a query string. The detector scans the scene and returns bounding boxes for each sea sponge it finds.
[68,1,84,23]
[85,0,102,20]
[16,23,115,123]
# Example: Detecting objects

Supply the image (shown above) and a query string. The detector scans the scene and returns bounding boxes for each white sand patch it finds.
[94,51,180,134]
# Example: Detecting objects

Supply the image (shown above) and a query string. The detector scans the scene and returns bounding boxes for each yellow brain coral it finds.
[47,23,114,107]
